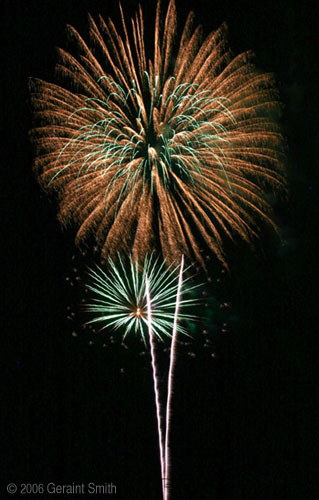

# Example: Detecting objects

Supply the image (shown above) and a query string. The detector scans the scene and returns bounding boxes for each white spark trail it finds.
[146,276,166,500]
[164,255,184,500]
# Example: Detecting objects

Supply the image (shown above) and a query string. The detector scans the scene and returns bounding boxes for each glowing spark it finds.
[135,307,142,317]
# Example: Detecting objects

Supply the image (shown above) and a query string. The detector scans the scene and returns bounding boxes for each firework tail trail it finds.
[145,276,166,500]
[164,255,184,500]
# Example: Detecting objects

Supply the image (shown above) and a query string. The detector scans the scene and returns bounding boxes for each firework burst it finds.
[84,254,199,343]
[30,0,286,268]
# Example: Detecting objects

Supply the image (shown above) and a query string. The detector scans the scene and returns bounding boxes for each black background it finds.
[2,0,318,498]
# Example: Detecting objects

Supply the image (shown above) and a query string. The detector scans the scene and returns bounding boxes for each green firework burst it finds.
[84,254,200,342]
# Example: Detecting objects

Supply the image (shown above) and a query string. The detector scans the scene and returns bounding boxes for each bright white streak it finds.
[164,255,184,500]
[146,276,166,500]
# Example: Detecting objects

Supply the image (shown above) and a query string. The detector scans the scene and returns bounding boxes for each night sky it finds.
[2,0,318,499]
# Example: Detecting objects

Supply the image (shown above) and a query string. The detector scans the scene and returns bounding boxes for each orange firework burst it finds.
[29,0,286,268]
